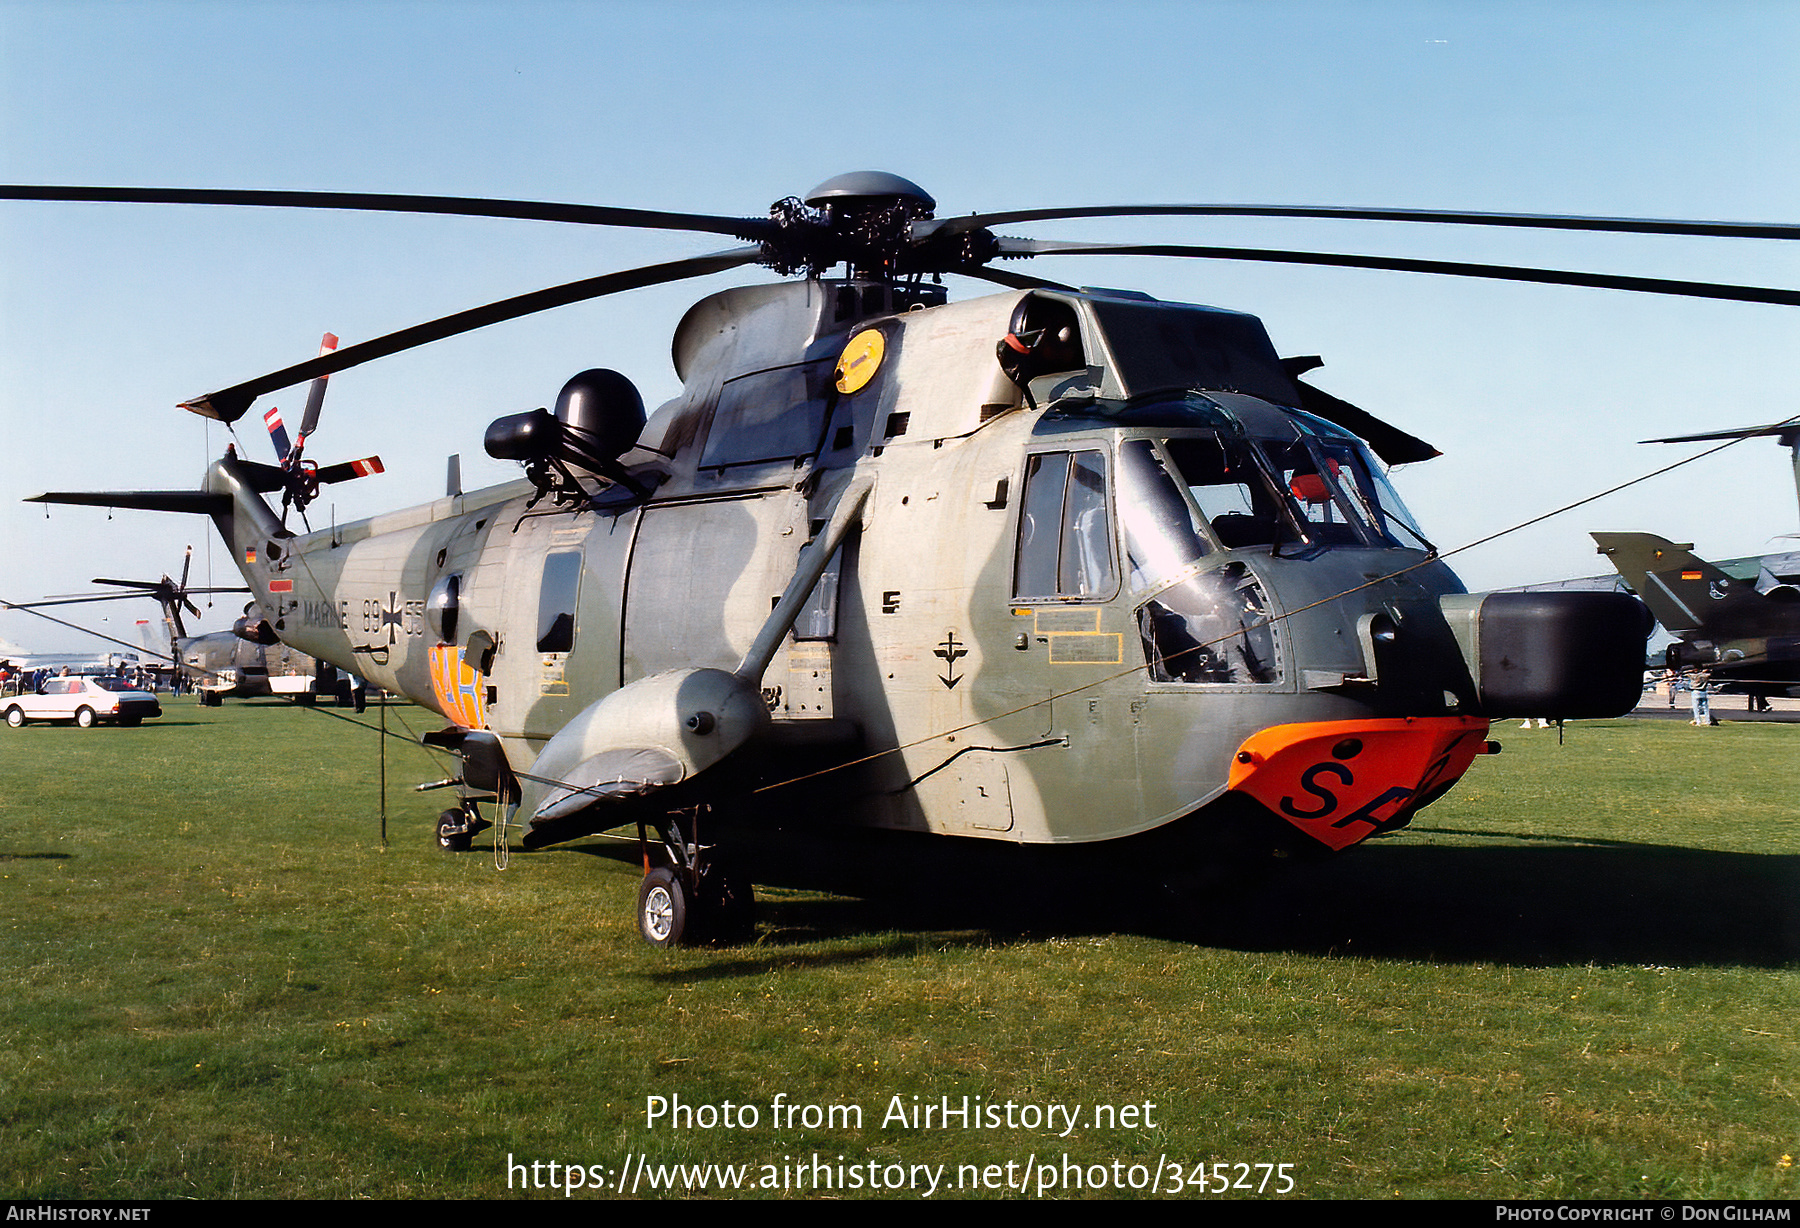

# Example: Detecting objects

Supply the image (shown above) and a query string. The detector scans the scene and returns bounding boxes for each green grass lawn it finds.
[0,701,1793,1199]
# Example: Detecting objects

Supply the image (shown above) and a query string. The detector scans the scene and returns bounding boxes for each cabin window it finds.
[1013,449,1116,600]
[536,551,582,654]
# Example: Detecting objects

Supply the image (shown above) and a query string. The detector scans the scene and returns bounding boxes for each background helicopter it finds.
[13,166,1798,944]
[3,546,249,692]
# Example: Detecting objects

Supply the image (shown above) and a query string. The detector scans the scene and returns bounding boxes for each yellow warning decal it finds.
[835,329,885,394]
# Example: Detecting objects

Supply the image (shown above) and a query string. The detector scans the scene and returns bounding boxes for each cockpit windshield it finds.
[1105,418,1431,689]
[1282,414,1433,551]
[1122,427,1431,558]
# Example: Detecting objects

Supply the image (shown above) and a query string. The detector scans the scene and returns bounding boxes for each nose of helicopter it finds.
[1225,716,1492,851]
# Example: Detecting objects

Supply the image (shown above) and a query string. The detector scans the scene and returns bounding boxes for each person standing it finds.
[1689,676,1717,726]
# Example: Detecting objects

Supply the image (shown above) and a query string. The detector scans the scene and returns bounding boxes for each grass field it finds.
[0,699,1793,1200]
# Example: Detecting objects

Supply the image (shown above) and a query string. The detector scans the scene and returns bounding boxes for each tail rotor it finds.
[257,332,384,525]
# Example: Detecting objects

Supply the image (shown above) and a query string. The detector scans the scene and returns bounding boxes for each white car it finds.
[4,676,163,728]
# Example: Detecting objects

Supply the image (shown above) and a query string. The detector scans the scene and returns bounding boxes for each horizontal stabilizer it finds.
[25,490,231,516]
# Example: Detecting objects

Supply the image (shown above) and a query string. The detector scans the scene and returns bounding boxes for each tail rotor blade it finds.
[263,405,293,461]
[312,456,384,485]
[297,333,338,440]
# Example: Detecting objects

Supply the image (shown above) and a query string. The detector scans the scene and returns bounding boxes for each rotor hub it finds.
[762,171,991,280]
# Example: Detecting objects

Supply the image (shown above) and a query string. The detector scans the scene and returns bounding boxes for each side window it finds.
[793,546,843,642]
[536,551,582,654]
[1013,449,1116,600]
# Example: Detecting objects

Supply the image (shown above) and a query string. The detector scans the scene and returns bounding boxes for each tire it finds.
[436,809,473,852]
[638,868,688,948]
[5,707,23,728]
[74,707,96,729]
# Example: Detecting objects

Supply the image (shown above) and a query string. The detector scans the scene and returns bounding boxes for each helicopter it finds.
[11,171,1795,946]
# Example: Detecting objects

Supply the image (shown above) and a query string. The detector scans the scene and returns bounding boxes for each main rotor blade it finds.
[9,593,162,608]
[1644,421,1800,444]
[936,204,1800,241]
[312,457,385,485]
[996,239,1800,306]
[181,246,764,422]
[0,184,774,242]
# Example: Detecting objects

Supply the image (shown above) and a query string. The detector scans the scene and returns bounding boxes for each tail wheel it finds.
[638,868,688,947]
[74,707,96,729]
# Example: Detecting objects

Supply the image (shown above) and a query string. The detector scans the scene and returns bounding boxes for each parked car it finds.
[4,676,163,727]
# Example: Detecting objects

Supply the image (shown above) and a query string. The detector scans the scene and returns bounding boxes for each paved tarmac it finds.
[1627,690,1800,724]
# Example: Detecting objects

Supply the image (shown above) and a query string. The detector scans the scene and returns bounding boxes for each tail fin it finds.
[1591,532,1743,631]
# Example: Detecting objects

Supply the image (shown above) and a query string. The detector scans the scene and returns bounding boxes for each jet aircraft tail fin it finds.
[1591,532,1745,632]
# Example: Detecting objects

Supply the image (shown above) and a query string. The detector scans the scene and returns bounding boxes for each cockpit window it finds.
[1145,428,1429,554]
[1137,565,1281,684]
[1163,436,1301,550]
[1259,438,1367,546]
[1118,439,1209,592]
[1014,449,1117,600]
[1328,441,1434,551]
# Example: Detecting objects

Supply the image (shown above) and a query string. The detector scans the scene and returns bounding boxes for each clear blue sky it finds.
[4,0,1797,652]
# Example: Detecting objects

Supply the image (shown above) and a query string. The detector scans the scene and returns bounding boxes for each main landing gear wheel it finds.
[436,808,473,852]
[633,805,757,948]
[638,867,688,948]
